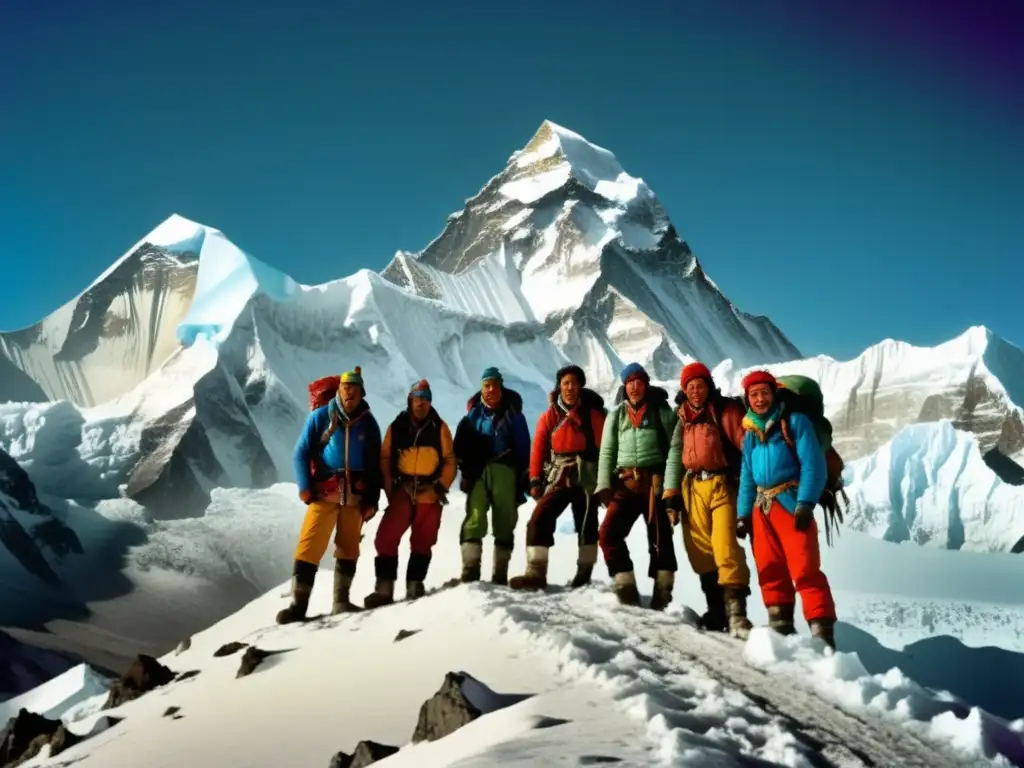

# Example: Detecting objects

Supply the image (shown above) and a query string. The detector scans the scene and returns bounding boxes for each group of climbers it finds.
[276,359,842,650]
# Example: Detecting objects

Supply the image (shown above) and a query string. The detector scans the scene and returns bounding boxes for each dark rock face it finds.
[0,448,83,587]
[0,708,80,767]
[103,654,176,709]
[328,741,400,768]
[236,647,272,678]
[411,672,483,744]
[213,641,249,658]
[393,629,419,643]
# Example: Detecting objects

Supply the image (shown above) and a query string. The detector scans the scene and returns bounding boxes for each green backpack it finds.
[774,374,848,546]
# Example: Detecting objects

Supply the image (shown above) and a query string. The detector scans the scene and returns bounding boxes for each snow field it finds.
[20,563,1024,766]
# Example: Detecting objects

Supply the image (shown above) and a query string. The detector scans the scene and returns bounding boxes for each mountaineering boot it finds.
[508,546,549,591]
[569,544,598,588]
[698,572,727,632]
[613,571,641,606]
[363,579,395,609]
[406,580,426,600]
[492,545,513,586]
[460,541,482,583]
[332,567,361,614]
[767,603,796,636]
[648,570,675,611]
[723,586,754,639]
[809,617,836,650]
[276,560,317,624]
[406,552,431,585]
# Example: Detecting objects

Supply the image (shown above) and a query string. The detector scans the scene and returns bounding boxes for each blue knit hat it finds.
[620,362,649,385]
[409,378,432,402]
[481,366,503,384]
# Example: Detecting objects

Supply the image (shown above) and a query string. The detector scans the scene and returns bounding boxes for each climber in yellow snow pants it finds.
[682,475,750,588]
[294,500,365,564]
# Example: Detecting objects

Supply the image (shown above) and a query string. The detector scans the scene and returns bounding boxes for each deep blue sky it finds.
[1,0,1021,359]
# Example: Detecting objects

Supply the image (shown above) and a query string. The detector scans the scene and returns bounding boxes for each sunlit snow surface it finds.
[14,484,1024,767]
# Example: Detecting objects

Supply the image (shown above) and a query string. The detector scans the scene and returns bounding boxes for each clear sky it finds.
[1,0,1021,360]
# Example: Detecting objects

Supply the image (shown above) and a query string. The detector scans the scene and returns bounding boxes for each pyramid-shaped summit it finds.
[382,120,801,383]
[507,120,638,202]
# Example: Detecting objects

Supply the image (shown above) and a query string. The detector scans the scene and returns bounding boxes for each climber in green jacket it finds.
[596,362,681,609]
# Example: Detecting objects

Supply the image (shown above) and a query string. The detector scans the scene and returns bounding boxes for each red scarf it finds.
[626,400,647,428]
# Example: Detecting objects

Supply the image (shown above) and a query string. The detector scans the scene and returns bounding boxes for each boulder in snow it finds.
[411,671,535,744]
[0,708,80,767]
[214,641,248,657]
[236,646,278,678]
[103,654,176,709]
[328,740,399,768]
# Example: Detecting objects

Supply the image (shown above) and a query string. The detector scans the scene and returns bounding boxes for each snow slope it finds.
[16,545,1024,767]
[383,120,801,386]
[0,215,207,407]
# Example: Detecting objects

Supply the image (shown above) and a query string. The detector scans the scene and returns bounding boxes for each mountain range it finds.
[1,119,1022,684]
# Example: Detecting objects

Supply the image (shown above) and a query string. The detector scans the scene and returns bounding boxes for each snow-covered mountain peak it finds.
[505,120,649,208]
[383,122,800,385]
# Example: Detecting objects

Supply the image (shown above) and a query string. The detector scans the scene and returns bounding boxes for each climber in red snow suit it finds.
[736,369,837,649]
[508,365,607,591]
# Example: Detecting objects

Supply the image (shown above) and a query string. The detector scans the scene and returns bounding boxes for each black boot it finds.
[276,560,317,624]
[768,603,796,636]
[405,552,430,600]
[364,555,398,609]
[809,617,836,650]
[698,571,727,632]
[332,564,361,614]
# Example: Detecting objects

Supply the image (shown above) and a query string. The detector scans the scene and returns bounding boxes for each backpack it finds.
[306,376,341,485]
[309,376,340,410]
[774,374,848,546]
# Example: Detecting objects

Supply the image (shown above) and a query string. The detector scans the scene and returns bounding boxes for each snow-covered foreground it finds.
[5,483,1022,763]
[20,573,1024,766]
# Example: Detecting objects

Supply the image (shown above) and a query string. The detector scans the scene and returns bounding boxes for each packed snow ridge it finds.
[9,558,1024,767]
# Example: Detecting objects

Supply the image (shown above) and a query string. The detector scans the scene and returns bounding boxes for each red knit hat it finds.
[741,369,777,392]
[680,362,712,390]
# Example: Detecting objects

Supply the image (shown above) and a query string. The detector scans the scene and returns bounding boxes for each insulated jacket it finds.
[381,408,457,504]
[596,386,679,493]
[293,398,383,507]
[529,389,606,492]
[664,394,745,492]
[454,387,531,498]
[737,405,826,518]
